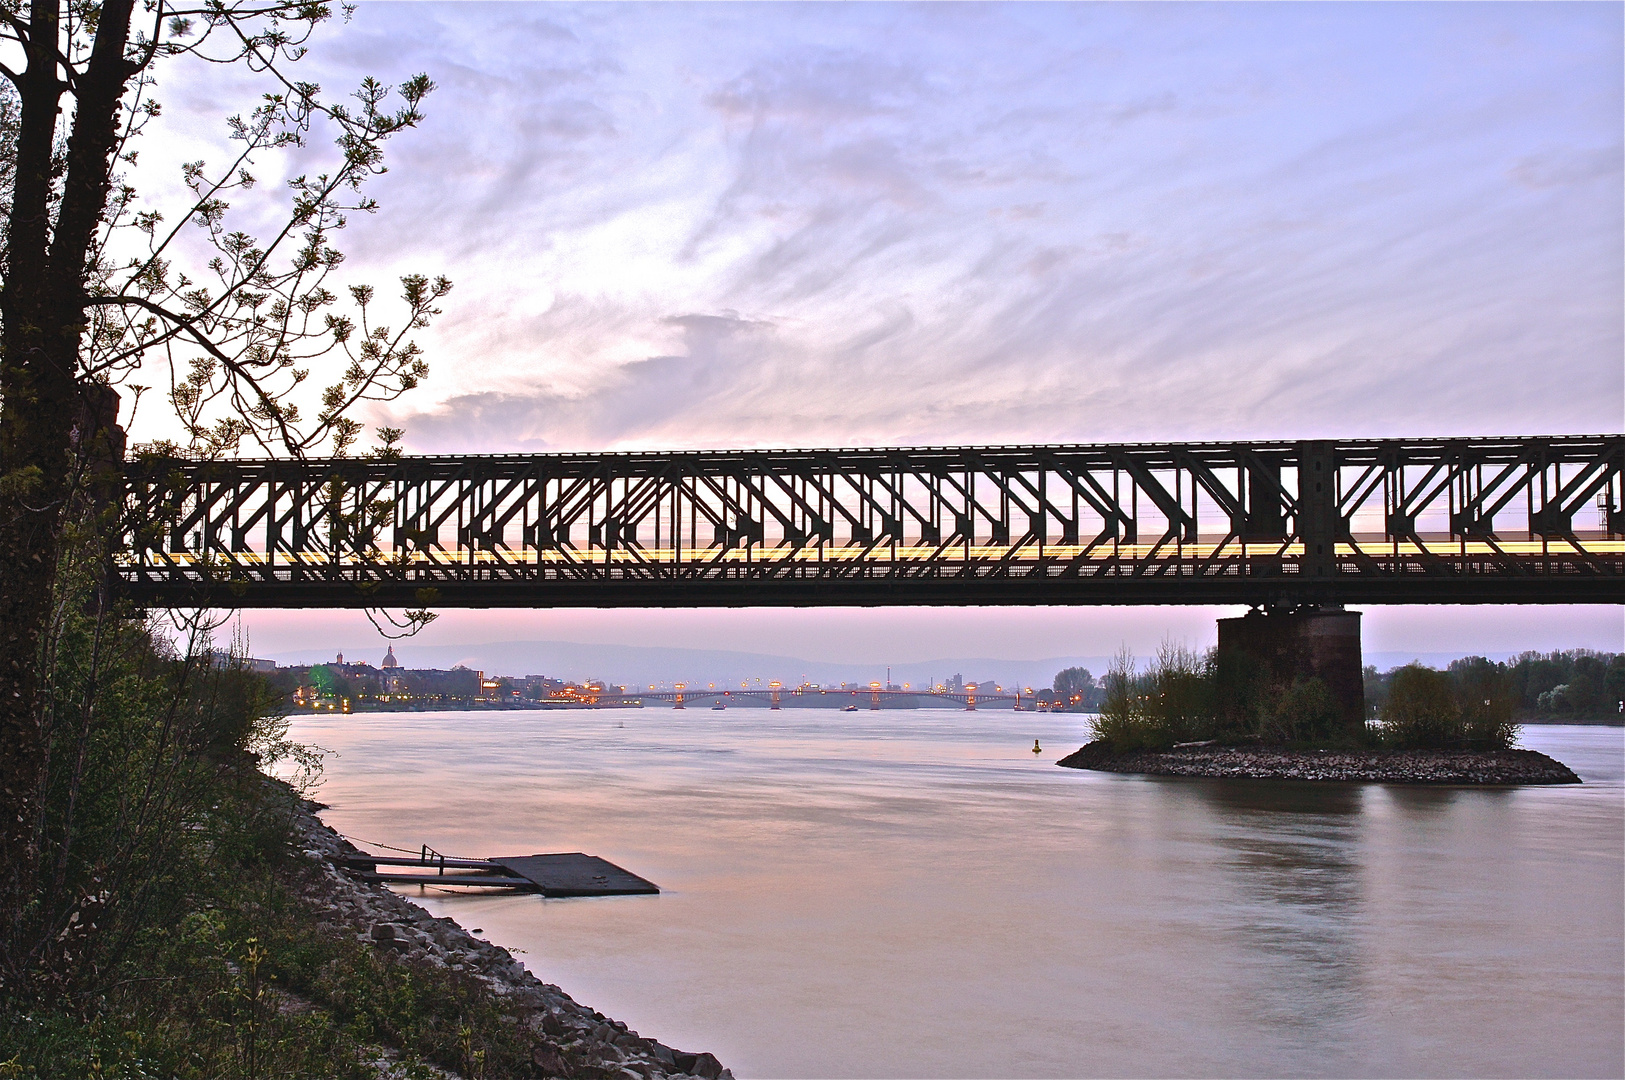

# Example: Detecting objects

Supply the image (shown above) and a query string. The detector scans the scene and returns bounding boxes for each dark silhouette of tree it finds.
[1052,666,1094,699]
[0,0,446,982]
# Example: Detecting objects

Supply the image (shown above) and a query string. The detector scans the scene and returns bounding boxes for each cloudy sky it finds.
[137,2,1623,664]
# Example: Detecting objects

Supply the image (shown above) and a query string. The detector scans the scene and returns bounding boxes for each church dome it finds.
[382,646,400,669]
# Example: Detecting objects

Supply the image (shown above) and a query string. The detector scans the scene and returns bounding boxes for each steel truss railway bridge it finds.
[119,435,1624,610]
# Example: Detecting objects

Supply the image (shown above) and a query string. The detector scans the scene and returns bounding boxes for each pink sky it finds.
[130,3,1621,664]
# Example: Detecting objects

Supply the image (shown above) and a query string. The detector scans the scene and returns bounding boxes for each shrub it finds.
[1257,677,1345,746]
[1381,664,1463,748]
[1,546,548,1076]
[1085,644,1535,754]
[4,537,304,1000]
[1205,646,1272,742]
[1092,648,1158,750]
[1091,642,1211,751]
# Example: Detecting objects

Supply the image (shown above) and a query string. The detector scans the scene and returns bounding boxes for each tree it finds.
[1447,656,1518,747]
[1380,664,1461,748]
[1052,665,1093,708]
[0,0,446,983]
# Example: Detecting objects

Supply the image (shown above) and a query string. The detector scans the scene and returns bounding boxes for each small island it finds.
[1055,633,1588,785]
[1057,740,1580,784]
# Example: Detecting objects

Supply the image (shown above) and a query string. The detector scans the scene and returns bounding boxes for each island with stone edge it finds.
[1056,608,1589,786]
[1056,739,1581,784]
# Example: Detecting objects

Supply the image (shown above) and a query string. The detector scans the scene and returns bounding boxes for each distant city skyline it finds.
[235,618,1621,692]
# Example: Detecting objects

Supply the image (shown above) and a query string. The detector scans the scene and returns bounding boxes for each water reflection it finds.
[1162,778,1367,1063]
[1179,775,1365,817]
[290,712,1624,1079]
[1379,783,1515,814]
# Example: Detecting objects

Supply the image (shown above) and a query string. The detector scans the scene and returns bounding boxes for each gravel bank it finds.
[288,793,731,1080]
[1056,740,1582,784]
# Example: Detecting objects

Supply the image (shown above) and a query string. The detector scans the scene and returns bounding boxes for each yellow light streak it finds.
[117,537,1625,569]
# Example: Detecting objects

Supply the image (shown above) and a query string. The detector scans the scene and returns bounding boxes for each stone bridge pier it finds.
[1217,606,1365,732]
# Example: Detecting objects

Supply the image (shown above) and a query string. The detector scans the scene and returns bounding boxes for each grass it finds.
[0,558,560,1078]
[1,778,555,1079]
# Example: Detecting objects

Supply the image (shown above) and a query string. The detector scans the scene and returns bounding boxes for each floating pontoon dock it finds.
[339,849,659,897]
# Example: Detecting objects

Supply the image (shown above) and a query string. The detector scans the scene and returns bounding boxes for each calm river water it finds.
[288,710,1624,1079]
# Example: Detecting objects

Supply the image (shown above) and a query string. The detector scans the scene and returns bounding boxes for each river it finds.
[287,709,1624,1078]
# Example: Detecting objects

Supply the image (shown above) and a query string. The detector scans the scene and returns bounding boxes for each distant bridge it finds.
[593,686,1030,710]
[117,435,1624,609]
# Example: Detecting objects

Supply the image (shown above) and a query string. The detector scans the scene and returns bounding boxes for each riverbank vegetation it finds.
[1062,649,1623,733]
[1,587,551,1077]
[1087,643,1537,753]
[0,0,448,1004]
[1366,650,1624,725]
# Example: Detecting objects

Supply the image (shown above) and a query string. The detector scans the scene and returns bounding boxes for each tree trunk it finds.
[0,0,136,986]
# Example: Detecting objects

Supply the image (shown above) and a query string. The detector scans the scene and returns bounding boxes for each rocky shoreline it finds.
[288,793,731,1080]
[1055,740,1582,784]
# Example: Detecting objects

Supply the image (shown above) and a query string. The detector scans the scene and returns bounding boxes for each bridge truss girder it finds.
[117,435,1625,608]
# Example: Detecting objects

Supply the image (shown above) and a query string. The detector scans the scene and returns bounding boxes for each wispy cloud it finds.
[136,2,1622,454]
